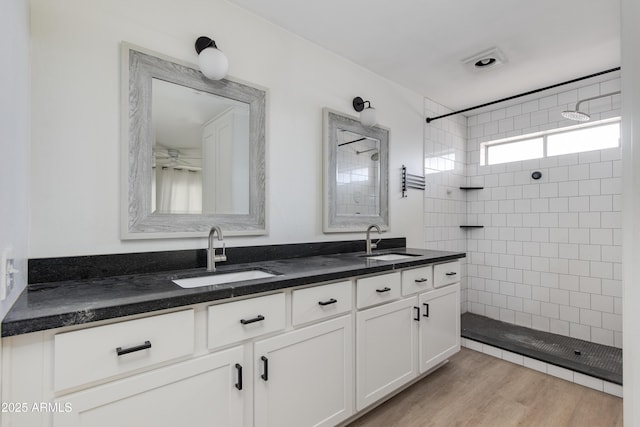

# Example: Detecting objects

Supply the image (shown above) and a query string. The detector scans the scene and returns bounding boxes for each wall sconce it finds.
[195,36,229,80]
[352,96,377,127]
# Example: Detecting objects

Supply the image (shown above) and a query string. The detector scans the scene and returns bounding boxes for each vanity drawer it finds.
[401,265,433,295]
[292,280,352,326]
[54,309,194,392]
[434,261,461,288]
[357,272,401,309]
[208,293,285,350]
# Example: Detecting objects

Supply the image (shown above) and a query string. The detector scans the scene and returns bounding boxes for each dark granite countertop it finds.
[2,247,464,337]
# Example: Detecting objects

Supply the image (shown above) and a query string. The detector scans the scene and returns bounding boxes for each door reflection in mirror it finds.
[336,129,381,216]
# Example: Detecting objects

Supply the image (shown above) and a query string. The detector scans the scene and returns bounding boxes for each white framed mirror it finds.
[323,108,389,232]
[121,44,267,239]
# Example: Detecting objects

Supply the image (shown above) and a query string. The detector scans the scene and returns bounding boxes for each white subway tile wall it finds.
[463,78,622,348]
[424,98,468,311]
[335,142,381,216]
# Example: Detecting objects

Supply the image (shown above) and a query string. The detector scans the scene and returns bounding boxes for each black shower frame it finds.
[425,67,621,123]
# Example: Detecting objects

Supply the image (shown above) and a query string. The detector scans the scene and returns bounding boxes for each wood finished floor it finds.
[347,348,623,427]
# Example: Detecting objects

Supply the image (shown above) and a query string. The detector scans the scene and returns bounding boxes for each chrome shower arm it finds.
[574,91,621,111]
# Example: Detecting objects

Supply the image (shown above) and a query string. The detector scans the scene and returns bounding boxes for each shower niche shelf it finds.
[459,187,484,228]
[460,187,484,228]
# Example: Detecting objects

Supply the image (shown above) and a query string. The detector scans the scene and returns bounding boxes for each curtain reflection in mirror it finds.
[152,167,202,214]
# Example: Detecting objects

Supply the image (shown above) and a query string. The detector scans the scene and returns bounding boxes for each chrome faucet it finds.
[365,224,382,255]
[207,226,227,272]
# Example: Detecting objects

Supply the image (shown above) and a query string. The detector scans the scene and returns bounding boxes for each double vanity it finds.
[2,244,464,427]
[0,39,465,427]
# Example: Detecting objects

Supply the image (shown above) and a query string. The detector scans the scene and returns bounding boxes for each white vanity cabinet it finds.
[50,309,241,427]
[291,280,352,326]
[1,257,463,427]
[355,297,418,410]
[433,260,461,288]
[418,283,460,374]
[253,315,353,427]
[208,293,286,350]
[355,262,461,411]
[53,346,244,427]
[356,272,401,309]
[54,309,195,392]
[413,260,461,374]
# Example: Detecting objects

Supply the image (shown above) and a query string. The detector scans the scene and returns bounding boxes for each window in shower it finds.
[485,137,544,165]
[546,121,620,156]
[481,117,620,166]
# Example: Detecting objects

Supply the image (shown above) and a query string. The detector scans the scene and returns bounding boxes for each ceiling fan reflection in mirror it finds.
[153,146,202,170]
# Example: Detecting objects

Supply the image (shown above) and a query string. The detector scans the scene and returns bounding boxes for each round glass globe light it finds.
[198,47,229,80]
[360,107,377,127]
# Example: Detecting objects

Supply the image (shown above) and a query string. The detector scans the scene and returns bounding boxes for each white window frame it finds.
[480,117,620,166]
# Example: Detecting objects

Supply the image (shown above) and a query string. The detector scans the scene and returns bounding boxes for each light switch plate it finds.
[0,247,14,301]
[0,249,8,301]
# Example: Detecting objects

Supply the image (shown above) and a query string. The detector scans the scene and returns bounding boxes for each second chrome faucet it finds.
[207,226,227,272]
[365,224,382,255]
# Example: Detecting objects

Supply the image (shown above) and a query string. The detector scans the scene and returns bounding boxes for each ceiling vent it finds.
[462,47,506,71]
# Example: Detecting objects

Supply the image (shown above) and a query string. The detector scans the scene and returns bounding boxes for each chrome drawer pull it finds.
[376,287,391,293]
[240,315,265,325]
[415,278,428,283]
[116,340,151,356]
[318,298,338,306]
[445,272,457,276]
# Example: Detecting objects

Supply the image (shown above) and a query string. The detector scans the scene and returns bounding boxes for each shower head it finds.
[561,90,621,122]
[561,110,591,122]
[356,148,379,161]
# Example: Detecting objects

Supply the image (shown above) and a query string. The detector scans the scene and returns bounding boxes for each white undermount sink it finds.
[365,253,420,261]
[173,270,277,289]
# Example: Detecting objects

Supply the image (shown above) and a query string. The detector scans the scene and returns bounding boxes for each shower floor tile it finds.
[461,312,622,385]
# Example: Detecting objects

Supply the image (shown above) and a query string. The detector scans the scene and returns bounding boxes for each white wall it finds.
[0,0,30,320]
[28,0,425,258]
[622,0,640,420]
[464,78,623,348]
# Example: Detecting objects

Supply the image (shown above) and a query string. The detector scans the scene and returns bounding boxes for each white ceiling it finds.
[228,0,620,112]
[152,78,248,149]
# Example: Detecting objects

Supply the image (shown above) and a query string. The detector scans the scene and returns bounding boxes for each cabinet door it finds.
[254,315,353,427]
[356,297,418,410]
[418,283,460,374]
[54,346,244,427]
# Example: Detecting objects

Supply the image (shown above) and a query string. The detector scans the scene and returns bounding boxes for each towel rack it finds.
[402,165,425,198]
